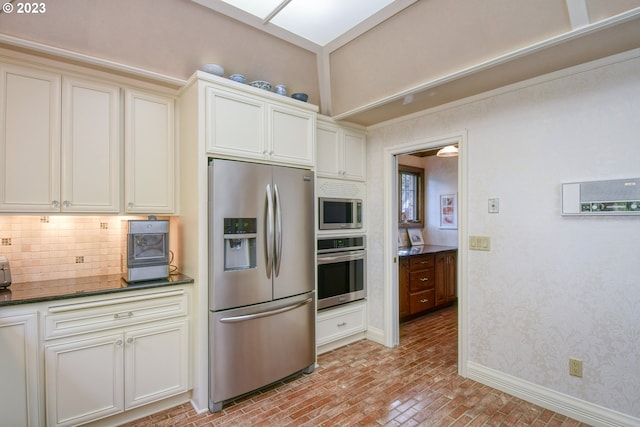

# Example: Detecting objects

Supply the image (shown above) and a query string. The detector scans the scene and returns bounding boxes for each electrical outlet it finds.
[488,198,500,213]
[569,358,583,377]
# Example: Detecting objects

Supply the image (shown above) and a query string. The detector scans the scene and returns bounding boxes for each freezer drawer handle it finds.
[219,298,313,323]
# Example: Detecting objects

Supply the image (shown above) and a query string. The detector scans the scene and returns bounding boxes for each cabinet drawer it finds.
[409,255,434,270]
[317,303,366,346]
[409,268,434,291]
[44,289,188,340]
[410,289,435,313]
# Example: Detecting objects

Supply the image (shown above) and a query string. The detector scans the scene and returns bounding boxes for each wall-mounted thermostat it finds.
[562,177,640,215]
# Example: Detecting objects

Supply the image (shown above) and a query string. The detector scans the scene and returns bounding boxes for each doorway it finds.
[381,131,467,377]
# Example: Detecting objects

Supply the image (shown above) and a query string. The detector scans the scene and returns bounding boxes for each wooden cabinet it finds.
[0,310,42,427]
[204,83,315,167]
[124,89,176,214]
[435,251,457,305]
[43,288,189,427]
[316,116,366,181]
[317,300,366,354]
[399,250,456,320]
[0,63,121,213]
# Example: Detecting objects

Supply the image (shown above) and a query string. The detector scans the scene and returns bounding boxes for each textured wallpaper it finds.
[366,53,640,417]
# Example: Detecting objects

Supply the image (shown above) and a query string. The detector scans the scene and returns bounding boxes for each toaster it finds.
[0,256,11,288]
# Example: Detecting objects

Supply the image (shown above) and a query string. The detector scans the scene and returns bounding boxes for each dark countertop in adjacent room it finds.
[0,273,194,307]
[398,244,457,257]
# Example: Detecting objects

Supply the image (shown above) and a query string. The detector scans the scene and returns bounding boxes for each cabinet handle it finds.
[420,277,429,282]
[419,260,429,264]
[337,322,347,327]
[127,337,134,344]
[127,202,134,209]
[62,200,71,208]
[115,340,123,347]
[114,311,134,319]
[420,299,429,303]
[51,200,59,208]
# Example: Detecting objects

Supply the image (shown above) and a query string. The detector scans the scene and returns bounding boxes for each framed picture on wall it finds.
[440,194,458,229]
[407,229,424,246]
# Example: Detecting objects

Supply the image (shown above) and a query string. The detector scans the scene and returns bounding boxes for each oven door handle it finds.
[317,251,365,265]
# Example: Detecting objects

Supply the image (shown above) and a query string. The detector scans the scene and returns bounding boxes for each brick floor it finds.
[121,305,590,426]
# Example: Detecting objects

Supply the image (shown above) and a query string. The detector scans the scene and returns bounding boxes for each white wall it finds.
[366,51,640,418]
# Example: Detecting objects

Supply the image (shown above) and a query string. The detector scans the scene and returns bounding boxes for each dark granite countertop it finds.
[0,273,194,307]
[398,244,457,257]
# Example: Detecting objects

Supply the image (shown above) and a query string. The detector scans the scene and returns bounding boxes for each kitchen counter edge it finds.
[0,273,194,307]
[398,245,458,257]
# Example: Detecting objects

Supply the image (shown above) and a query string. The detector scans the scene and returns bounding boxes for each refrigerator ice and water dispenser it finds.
[223,218,257,271]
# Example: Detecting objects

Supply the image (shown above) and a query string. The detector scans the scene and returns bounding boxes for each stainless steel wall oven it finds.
[317,236,366,310]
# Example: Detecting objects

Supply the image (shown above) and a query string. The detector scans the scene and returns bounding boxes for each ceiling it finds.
[192,0,417,53]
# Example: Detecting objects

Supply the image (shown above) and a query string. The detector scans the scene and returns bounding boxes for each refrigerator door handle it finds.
[218,297,313,323]
[273,183,283,277]
[265,183,274,279]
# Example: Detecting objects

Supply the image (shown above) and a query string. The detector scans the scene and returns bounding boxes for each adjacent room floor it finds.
[122,305,589,426]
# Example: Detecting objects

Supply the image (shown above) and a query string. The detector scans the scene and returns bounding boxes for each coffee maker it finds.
[122,217,170,282]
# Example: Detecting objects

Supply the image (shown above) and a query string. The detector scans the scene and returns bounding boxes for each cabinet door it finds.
[342,129,366,181]
[124,320,189,409]
[0,312,41,427]
[45,332,124,427]
[205,86,265,158]
[398,258,410,319]
[61,77,120,212]
[316,121,341,177]
[0,64,60,212]
[269,104,314,166]
[435,251,457,306]
[125,90,175,213]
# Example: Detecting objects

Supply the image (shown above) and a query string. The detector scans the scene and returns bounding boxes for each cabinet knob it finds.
[62,200,71,208]
[337,322,347,327]
[420,299,429,303]
[127,337,134,344]
[51,200,59,208]
[115,340,123,347]
[127,202,134,209]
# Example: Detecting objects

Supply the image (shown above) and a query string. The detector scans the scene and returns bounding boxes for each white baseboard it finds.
[466,361,640,427]
[365,325,385,345]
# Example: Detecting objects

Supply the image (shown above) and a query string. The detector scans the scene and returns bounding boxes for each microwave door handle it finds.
[265,184,274,279]
[273,183,283,277]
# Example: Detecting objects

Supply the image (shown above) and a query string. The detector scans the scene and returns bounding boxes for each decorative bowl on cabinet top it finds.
[202,63,225,76]
[249,80,272,91]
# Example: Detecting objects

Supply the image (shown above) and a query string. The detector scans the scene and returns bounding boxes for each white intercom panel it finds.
[562,177,640,215]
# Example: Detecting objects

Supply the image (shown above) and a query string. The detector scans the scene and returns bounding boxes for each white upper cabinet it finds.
[61,77,121,213]
[200,75,317,168]
[316,117,366,181]
[0,63,121,213]
[0,64,61,212]
[124,89,176,214]
[205,87,265,158]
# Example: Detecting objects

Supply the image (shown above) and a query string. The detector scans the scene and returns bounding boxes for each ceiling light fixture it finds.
[436,145,458,157]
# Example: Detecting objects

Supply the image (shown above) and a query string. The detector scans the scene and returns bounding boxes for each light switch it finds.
[470,235,491,251]
[488,198,499,213]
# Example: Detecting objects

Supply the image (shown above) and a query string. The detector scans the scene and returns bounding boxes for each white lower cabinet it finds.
[43,289,189,427]
[316,301,366,354]
[0,310,41,427]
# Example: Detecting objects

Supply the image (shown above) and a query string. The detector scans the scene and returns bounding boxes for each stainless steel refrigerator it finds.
[208,158,315,413]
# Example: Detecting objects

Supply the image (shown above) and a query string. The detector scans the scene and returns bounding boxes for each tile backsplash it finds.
[0,215,172,283]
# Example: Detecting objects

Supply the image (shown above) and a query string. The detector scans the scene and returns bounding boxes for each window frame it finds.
[398,165,424,229]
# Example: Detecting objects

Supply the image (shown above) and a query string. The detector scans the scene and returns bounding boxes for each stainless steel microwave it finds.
[319,197,362,230]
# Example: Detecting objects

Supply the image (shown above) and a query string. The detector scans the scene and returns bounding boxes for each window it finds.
[398,165,424,228]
